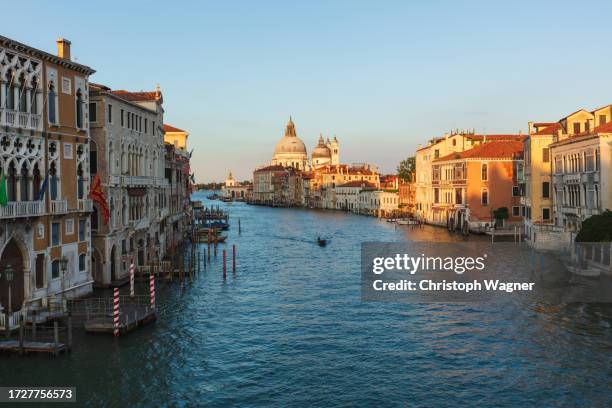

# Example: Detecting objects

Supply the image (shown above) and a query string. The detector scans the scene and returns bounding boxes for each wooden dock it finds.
[84,304,156,334]
[0,339,68,355]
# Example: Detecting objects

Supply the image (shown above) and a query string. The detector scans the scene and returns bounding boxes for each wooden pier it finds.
[70,295,156,335]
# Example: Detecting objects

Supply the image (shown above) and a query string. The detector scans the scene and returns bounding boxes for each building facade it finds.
[88,83,166,286]
[0,36,95,326]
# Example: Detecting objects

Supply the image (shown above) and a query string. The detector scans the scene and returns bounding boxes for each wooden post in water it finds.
[223,249,227,279]
[32,321,37,341]
[68,313,73,350]
[53,320,59,356]
[239,218,241,234]
[233,244,236,273]
[18,319,24,355]
[198,251,201,274]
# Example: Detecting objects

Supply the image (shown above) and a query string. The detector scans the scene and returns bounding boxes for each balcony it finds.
[78,199,93,212]
[50,199,68,214]
[109,175,121,186]
[122,175,154,187]
[0,109,42,131]
[0,201,44,218]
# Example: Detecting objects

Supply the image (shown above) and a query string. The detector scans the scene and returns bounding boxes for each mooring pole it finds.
[239,218,241,234]
[233,244,236,273]
[68,313,73,350]
[223,249,227,279]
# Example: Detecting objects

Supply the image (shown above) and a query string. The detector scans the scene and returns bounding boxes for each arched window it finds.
[30,77,39,114]
[19,162,29,201]
[7,161,17,201]
[32,164,41,199]
[481,163,488,181]
[49,162,59,200]
[48,82,56,124]
[77,164,84,199]
[18,74,27,112]
[79,254,86,271]
[76,89,84,129]
[91,206,99,231]
[5,71,15,110]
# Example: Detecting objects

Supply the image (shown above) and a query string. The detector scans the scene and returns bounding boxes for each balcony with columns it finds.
[0,200,44,218]
[50,199,68,214]
[78,199,93,212]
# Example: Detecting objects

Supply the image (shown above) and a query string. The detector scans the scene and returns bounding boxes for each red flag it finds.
[88,174,110,224]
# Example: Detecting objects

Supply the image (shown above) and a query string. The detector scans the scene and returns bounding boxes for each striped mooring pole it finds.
[129,262,135,298]
[113,288,120,337]
[149,274,156,310]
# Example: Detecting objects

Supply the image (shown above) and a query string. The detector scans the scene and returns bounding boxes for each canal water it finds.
[1,190,611,407]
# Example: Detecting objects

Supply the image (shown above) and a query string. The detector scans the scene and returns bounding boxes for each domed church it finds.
[271,117,340,170]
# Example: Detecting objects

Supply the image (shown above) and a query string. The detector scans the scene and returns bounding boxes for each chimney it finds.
[56,38,71,60]
[527,121,534,134]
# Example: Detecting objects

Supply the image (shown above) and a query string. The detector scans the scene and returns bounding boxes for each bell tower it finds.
[327,136,339,165]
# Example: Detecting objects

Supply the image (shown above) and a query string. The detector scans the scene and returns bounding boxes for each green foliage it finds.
[575,210,612,242]
[397,156,416,181]
[493,207,509,220]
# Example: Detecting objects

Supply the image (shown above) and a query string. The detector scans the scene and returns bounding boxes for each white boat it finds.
[565,264,601,278]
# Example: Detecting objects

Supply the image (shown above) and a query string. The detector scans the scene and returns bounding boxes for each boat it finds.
[317,237,327,247]
[396,219,410,225]
[206,221,230,230]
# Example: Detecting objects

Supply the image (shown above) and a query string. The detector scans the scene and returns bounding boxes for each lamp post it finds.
[2,264,14,336]
[59,256,68,312]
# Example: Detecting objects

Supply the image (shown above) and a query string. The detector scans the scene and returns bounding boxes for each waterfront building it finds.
[163,124,192,254]
[88,83,166,286]
[415,130,524,225]
[308,164,379,210]
[358,188,399,217]
[0,36,95,325]
[398,176,416,215]
[549,111,612,233]
[222,170,250,200]
[335,181,377,212]
[431,140,525,231]
[252,165,304,206]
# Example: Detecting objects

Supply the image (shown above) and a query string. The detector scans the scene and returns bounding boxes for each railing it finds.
[0,201,44,218]
[78,199,93,212]
[50,199,68,214]
[0,310,22,330]
[122,175,154,186]
[0,108,42,131]
[109,175,121,185]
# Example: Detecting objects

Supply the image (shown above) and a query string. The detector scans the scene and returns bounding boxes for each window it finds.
[37,223,44,239]
[35,254,45,289]
[554,155,563,174]
[79,219,87,241]
[89,102,97,122]
[512,186,521,197]
[542,148,550,163]
[61,77,71,94]
[48,83,57,124]
[434,149,440,159]
[65,219,74,235]
[542,182,550,199]
[599,115,606,125]
[79,254,86,271]
[585,149,595,171]
[512,206,520,216]
[108,104,113,123]
[121,109,124,127]
[51,260,60,279]
[481,163,488,181]
[573,122,581,134]
[76,89,84,128]
[145,118,148,133]
[481,189,489,205]
[63,143,73,159]
[542,207,551,220]
[51,222,60,246]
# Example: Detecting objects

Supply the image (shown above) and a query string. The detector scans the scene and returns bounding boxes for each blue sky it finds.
[5,1,612,181]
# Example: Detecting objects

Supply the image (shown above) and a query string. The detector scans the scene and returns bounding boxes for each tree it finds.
[575,211,612,242]
[397,156,416,181]
[492,207,509,227]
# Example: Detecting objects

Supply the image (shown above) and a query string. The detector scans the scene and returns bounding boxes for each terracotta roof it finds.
[549,120,612,147]
[464,134,525,141]
[163,124,186,133]
[254,165,287,173]
[435,141,524,162]
[111,90,159,102]
[337,181,377,188]
[533,123,561,135]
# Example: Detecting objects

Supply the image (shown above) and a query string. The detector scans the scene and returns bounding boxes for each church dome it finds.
[312,134,331,158]
[273,117,307,155]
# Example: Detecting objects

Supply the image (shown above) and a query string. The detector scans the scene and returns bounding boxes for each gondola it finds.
[317,237,327,247]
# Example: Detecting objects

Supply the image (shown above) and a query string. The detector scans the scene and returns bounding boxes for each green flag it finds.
[0,171,7,206]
